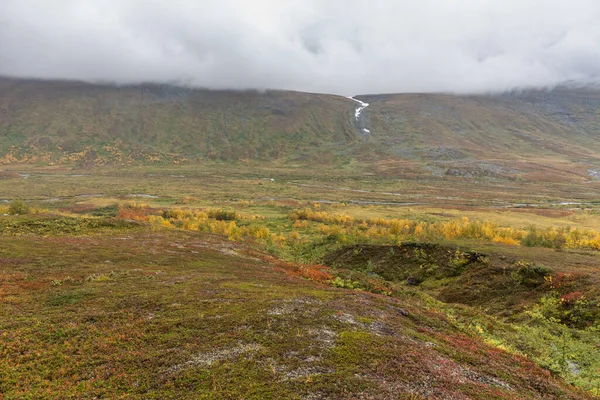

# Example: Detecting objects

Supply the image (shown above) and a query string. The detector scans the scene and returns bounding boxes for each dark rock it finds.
[388,306,410,317]
[406,276,420,286]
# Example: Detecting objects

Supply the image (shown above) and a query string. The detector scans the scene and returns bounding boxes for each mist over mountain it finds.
[2,0,600,95]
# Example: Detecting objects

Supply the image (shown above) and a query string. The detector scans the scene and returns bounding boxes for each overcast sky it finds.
[1,0,599,95]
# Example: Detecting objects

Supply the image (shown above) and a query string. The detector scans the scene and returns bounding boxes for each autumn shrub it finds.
[511,260,552,287]
[294,264,333,283]
[332,276,360,289]
[544,272,583,291]
[117,203,151,221]
[148,215,172,228]
[529,289,597,328]
[290,208,353,225]
[248,225,270,239]
[162,208,188,219]
[296,211,600,252]
[293,220,309,229]
[7,199,29,215]
[413,247,439,276]
[206,220,242,239]
[208,209,238,221]
[149,204,600,262]
[560,291,584,306]
[447,249,471,275]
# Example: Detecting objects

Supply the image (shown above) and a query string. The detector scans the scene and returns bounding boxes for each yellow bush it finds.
[414,223,425,238]
[250,226,270,239]
[148,205,600,252]
[289,231,301,240]
[290,208,353,225]
[182,218,199,231]
[293,220,309,229]
[492,236,521,246]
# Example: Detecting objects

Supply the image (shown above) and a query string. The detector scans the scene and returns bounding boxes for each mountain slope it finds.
[363,88,600,162]
[0,77,357,165]
[359,88,600,180]
[1,77,600,178]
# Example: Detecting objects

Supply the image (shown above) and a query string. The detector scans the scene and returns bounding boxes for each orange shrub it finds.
[117,204,151,221]
[560,291,584,305]
[294,265,333,283]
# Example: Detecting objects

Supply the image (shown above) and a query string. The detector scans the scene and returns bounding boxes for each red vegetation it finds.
[117,205,152,221]
[560,291,584,305]
[288,264,333,284]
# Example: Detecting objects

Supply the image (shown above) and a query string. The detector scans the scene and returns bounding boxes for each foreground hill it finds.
[0,225,592,399]
[1,77,600,182]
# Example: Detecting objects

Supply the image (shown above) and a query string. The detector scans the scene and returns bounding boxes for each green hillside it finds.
[364,89,600,162]
[0,77,357,165]
[2,77,600,182]
[360,89,600,180]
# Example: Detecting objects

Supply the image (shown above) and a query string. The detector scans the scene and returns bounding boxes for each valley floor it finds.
[1,163,600,399]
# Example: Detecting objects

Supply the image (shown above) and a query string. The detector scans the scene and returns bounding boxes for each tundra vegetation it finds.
[1,163,600,399]
[2,80,600,398]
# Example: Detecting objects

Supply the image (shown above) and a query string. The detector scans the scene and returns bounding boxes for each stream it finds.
[349,96,370,136]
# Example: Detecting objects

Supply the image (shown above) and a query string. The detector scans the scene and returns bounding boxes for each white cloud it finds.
[1,0,599,95]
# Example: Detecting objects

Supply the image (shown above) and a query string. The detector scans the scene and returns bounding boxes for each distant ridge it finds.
[1,77,600,182]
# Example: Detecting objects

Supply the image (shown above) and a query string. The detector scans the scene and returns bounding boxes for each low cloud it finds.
[1,0,599,95]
